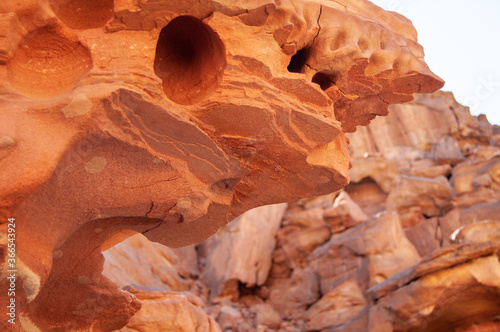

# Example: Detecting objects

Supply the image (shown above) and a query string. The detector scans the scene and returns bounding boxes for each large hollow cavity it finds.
[50,0,114,30]
[7,27,92,98]
[154,16,226,105]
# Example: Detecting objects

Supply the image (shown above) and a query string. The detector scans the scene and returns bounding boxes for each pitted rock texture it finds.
[102,91,500,332]
[0,0,442,330]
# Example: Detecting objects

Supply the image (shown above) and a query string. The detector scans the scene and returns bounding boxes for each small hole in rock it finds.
[154,16,226,105]
[287,48,308,73]
[312,72,334,91]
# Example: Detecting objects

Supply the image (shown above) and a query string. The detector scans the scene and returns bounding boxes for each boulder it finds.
[324,191,369,232]
[304,279,366,331]
[431,136,465,166]
[120,286,221,332]
[199,204,287,300]
[309,212,421,294]
[451,157,500,193]
[103,233,198,292]
[386,175,452,218]
[347,91,489,157]
[367,243,500,332]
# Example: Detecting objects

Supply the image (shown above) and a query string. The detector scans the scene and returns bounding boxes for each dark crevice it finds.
[287,48,308,73]
[286,5,323,74]
[310,5,323,50]
[141,220,162,236]
[376,94,389,105]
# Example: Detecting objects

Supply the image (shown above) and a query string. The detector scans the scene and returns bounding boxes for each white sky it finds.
[369,0,500,125]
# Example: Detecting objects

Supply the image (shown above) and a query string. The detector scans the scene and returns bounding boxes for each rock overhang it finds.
[0,0,444,330]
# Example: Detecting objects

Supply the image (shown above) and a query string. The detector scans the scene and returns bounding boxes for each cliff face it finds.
[103,91,500,331]
[0,0,446,330]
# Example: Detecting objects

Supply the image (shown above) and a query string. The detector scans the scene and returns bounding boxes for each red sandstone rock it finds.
[410,159,452,178]
[0,0,444,330]
[366,244,500,332]
[451,157,500,193]
[450,220,500,244]
[431,136,465,166]
[344,178,387,217]
[309,211,421,294]
[404,216,441,257]
[102,234,198,292]
[199,203,287,300]
[282,206,328,229]
[386,175,452,217]
[266,267,320,320]
[97,91,500,331]
[323,191,369,232]
[348,91,492,158]
[304,279,367,331]
[349,155,400,192]
[214,304,244,331]
[119,286,221,332]
[252,303,282,330]
[439,202,500,246]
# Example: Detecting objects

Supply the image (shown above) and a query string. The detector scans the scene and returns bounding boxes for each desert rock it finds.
[100,91,500,331]
[119,286,221,332]
[0,0,445,330]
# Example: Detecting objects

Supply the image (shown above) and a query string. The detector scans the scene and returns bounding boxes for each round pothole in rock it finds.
[49,0,114,30]
[7,26,92,98]
[154,16,226,105]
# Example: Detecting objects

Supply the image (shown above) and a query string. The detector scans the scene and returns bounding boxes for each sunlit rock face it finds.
[103,92,500,332]
[0,0,442,330]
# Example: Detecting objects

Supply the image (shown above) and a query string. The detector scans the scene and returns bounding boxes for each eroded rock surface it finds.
[102,91,500,331]
[0,0,443,330]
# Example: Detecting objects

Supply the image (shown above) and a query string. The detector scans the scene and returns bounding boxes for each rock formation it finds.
[103,91,500,331]
[0,0,445,330]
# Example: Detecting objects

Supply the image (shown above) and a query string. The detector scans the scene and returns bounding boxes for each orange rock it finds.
[215,304,244,331]
[281,225,332,268]
[386,175,452,217]
[119,285,221,332]
[267,267,320,320]
[304,279,367,331]
[102,233,198,292]
[344,178,388,217]
[410,160,452,178]
[440,202,500,246]
[252,303,282,330]
[199,204,287,300]
[431,136,465,166]
[309,211,421,294]
[349,155,400,192]
[71,90,500,331]
[367,244,500,332]
[324,191,369,232]
[348,91,491,157]
[0,0,443,330]
[451,157,500,193]
[450,220,500,244]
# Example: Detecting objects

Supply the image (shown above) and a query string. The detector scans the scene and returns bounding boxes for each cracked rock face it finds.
[0,0,442,330]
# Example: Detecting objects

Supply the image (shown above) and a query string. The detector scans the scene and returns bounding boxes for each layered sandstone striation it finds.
[104,91,500,331]
[0,0,443,330]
